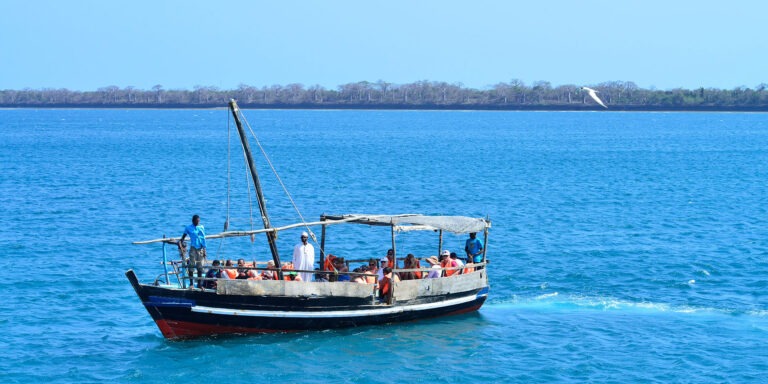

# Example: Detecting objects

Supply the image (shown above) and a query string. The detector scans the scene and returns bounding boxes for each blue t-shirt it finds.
[184,224,206,249]
[465,237,483,262]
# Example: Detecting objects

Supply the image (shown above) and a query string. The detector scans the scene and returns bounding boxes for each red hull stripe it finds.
[155,319,288,339]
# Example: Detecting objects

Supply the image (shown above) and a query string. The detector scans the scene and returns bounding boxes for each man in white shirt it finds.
[292,232,315,282]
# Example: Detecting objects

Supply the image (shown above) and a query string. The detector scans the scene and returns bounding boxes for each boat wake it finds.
[485,293,768,318]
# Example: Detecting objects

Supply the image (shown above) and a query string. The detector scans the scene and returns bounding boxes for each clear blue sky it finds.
[1,0,765,91]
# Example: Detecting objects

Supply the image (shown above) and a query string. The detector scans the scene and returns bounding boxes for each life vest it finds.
[323,255,338,271]
[283,264,295,281]
[225,268,238,279]
[412,260,423,279]
[379,276,391,297]
[442,259,457,277]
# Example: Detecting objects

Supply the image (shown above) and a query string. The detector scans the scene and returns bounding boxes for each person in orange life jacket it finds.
[221,259,238,279]
[378,267,401,299]
[400,253,422,280]
[385,249,395,268]
[261,260,278,280]
[440,250,457,277]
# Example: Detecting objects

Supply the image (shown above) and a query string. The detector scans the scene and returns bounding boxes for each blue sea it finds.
[1,108,767,383]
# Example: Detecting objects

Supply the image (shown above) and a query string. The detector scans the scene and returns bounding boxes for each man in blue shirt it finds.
[464,232,484,264]
[179,214,206,288]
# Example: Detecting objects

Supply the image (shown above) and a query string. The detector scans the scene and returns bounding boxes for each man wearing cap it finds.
[292,232,315,282]
[440,249,457,277]
[179,214,206,288]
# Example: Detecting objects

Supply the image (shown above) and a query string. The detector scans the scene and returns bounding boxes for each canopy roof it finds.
[323,214,490,234]
[134,213,489,244]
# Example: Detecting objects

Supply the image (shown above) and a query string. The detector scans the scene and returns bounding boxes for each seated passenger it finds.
[377,258,388,282]
[351,267,366,283]
[365,259,378,284]
[261,260,278,280]
[425,256,441,278]
[202,259,222,289]
[236,258,249,279]
[400,253,422,280]
[440,250,458,277]
[335,258,351,282]
[223,259,239,279]
[246,270,262,280]
[314,268,329,282]
[385,249,395,268]
[378,267,401,301]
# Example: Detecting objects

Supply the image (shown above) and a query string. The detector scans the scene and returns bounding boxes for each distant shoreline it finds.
[2,103,768,112]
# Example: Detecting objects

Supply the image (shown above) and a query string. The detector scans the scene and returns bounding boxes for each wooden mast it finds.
[228,99,283,279]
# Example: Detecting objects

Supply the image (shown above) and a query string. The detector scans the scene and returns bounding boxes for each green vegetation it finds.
[2,80,768,110]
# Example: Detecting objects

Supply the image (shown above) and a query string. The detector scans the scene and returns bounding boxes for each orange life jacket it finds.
[412,260,423,279]
[225,268,238,279]
[323,255,338,271]
[379,276,391,297]
[442,259,457,277]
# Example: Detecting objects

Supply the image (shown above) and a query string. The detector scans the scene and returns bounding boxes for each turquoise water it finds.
[2,109,767,382]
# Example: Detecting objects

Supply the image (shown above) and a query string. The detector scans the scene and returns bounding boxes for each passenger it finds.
[283,262,303,281]
[425,256,441,278]
[378,267,401,300]
[202,259,222,289]
[377,257,388,282]
[440,250,458,277]
[385,249,395,268]
[335,258,351,282]
[236,258,249,279]
[351,267,366,283]
[365,259,378,283]
[453,251,471,274]
[465,232,484,266]
[222,259,239,279]
[246,270,262,280]
[261,260,278,280]
[314,268,329,282]
[400,253,422,280]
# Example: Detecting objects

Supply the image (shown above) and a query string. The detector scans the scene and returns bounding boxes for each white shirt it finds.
[292,242,315,282]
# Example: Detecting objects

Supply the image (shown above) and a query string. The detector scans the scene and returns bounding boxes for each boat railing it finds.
[167,258,487,289]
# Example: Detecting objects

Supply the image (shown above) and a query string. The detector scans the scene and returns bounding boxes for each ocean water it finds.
[1,108,767,383]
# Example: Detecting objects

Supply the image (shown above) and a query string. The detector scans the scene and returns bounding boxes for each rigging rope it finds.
[236,109,320,246]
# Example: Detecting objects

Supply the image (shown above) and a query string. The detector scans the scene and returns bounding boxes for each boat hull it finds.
[126,269,488,339]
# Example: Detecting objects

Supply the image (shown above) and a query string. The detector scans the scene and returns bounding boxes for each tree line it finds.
[1,80,768,111]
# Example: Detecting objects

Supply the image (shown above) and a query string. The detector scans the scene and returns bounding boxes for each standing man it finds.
[292,232,315,282]
[179,214,206,288]
[464,232,484,265]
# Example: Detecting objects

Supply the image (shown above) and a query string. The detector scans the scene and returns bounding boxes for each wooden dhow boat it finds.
[126,101,491,339]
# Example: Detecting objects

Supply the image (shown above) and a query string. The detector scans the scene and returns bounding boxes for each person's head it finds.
[360,265,369,272]
[441,250,450,260]
[192,214,200,225]
[267,260,275,268]
[237,258,245,266]
[301,232,309,244]
[212,259,221,266]
[368,258,377,268]
[426,256,439,265]
[380,258,388,267]
[450,252,458,259]
[225,259,233,267]
[469,232,476,239]
[383,267,392,276]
